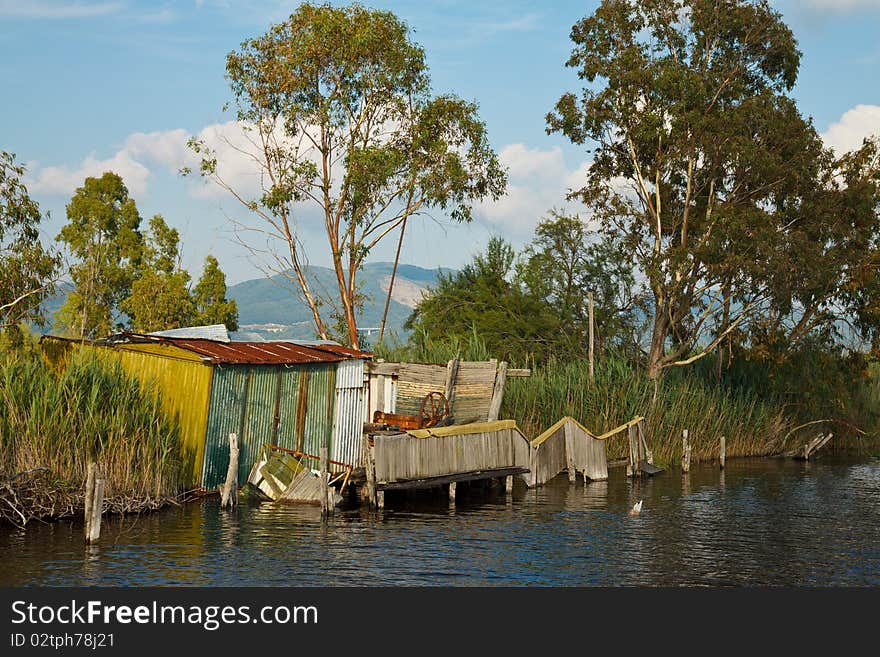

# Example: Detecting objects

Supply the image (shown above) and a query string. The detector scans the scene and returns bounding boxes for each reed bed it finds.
[0,351,182,525]
[502,356,793,467]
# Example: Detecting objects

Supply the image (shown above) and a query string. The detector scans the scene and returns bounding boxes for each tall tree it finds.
[56,172,143,339]
[187,3,506,349]
[120,215,195,332]
[406,237,557,363]
[192,255,238,331]
[517,210,645,357]
[0,151,58,331]
[547,0,825,382]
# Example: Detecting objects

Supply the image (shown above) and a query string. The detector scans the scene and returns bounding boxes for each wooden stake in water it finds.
[719,435,726,470]
[363,433,378,508]
[84,462,96,542]
[87,478,104,544]
[220,433,239,509]
[320,446,330,516]
[681,430,691,474]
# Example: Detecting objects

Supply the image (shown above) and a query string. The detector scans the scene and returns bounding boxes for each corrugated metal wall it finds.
[41,340,214,488]
[331,359,366,470]
[202,362,336,488]
[113,346,214,487]
[202,366,249,488]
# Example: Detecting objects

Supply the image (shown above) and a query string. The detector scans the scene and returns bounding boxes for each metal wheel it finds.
[419,391,449,428]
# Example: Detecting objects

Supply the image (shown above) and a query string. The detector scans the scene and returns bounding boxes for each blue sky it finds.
[2,0,879,284]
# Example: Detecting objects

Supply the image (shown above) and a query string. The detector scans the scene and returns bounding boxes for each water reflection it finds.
[1,456,879,586]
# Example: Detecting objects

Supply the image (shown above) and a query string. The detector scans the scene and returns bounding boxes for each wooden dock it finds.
[361,415,647,505]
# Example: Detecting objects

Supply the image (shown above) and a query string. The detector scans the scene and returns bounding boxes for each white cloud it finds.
[476,144,591,233]
[28,150,151,197]
[821,104,880,154]
[0,0,124,19]
[25,122,264,199]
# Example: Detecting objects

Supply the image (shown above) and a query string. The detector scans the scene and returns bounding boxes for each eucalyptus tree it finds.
[120,215,195,333]
[187,3,506,349]
[192,255,238,331]
[547,0,827,382]
[56,172,143,339]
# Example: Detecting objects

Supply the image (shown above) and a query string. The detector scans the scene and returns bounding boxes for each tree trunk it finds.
[646,305,669,382]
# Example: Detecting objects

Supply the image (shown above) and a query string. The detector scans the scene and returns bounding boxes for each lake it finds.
[2,455,879,586]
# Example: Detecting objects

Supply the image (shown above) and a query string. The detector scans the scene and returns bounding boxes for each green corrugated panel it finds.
[240,366,279,484]
[275,367,305,453]
[204,363,336,488]
[303,364,335,459]
[203,365,248,489]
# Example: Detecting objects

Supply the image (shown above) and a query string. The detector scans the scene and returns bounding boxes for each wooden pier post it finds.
[319,446,330,516]
[362,433,378,508]
[87,477,104,544]
[565,420,576,483]
[220,433,239,509]
[377,490,385,509]
[84,462,96,542]
[487,361,508,422]
[505,475,514,494]
[627,425,641,477]
[719,435,726,469]
[448,481,457,503]
[681,429,691,474]
[444,357,460,419]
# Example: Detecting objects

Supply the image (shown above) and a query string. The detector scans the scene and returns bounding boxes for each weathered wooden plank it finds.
[87,478,104,544]
[487,361,508,422]
[84,462,96,543]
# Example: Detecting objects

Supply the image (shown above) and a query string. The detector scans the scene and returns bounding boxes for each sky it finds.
[2,0,879,284]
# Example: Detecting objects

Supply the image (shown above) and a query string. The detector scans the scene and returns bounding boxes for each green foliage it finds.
[56,172,143,338]
[120,215,195,333]
[189,2,506,347]
[0,151,59,329]
[0,350,182,499]
[192,255,238,331]
[405,237,557,363]
[546,0,878,380]
[55,175,240,336]
[517,210,646,358]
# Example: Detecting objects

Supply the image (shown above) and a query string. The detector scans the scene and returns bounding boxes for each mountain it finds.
[32,263,449,341]
[227,262,449,340]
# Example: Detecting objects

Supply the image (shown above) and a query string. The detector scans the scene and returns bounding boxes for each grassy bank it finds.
[377,336,809,466]
[0,350,182,526]
[502,357,793,467]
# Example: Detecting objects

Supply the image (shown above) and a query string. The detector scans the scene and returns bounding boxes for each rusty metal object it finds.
[372,392,451,430]
[419,391,449,428]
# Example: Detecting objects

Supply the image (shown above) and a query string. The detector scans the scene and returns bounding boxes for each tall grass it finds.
[378,332,792,465]
[503,356,792,466]
[0,350,182,503]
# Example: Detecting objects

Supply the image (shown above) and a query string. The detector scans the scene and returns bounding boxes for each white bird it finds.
[628,500,643,516]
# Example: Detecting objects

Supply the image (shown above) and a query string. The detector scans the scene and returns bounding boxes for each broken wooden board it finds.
[247,447,343,507]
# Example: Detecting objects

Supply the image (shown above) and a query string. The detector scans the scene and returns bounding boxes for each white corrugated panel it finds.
[330,359,367,470]
[149,324,230,341]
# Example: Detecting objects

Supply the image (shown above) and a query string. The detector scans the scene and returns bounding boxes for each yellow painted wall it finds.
[40,338,213,487]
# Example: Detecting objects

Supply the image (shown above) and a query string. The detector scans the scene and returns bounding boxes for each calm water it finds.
[2,456,879,586]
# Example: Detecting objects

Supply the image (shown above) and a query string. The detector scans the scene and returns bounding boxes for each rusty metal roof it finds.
[110,333,372,365]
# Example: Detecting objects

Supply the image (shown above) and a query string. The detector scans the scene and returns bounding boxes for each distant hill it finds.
[228,262,450,340]
[33,263,449,341]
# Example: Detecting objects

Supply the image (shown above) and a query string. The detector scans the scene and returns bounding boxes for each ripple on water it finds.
[2,456,879,586]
